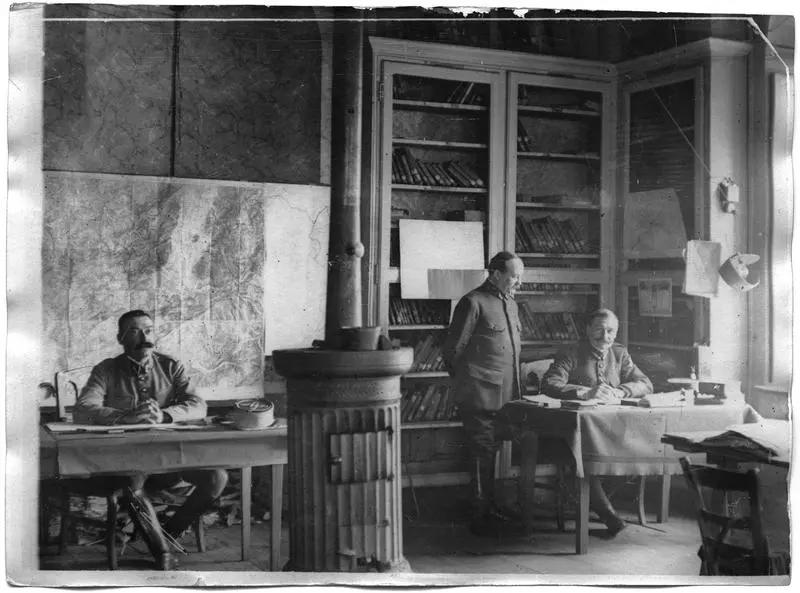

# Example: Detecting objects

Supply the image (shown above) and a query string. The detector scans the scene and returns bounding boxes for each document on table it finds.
[45,422,211,433]
[522,394,562,408]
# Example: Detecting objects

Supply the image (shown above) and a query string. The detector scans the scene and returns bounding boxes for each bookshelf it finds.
[506,72,615,363]
[369,38,617,487]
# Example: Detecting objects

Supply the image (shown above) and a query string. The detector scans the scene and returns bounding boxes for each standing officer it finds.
[443,251,524,536]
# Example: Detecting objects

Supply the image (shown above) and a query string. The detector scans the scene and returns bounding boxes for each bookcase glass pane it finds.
[515,84,603,270]
[391,72,491,268]
[628,79,695,239]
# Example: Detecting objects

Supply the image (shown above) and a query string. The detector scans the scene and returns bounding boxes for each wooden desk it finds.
[500,401,760,554]
[40,422,288,570]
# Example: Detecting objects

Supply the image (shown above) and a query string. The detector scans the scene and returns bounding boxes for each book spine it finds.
[446,161,470,187]
[457,161,484,187]
[422,387,443,422]
[541,216,562,253]
[417,161,437,187]
[411,384,436,422]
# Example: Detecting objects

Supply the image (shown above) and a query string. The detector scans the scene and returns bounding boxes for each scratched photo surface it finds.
[5,2,795,589]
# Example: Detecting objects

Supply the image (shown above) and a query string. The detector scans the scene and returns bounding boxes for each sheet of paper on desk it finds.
[522,394,562,408]
[637,391,689,408]
[45,422,210,433]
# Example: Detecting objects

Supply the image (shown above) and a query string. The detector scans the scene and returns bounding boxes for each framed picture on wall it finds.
[638,278,672,317]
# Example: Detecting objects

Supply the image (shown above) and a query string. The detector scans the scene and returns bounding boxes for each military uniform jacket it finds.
[443,281,522,411]
[74,352,207,425]
[541,341,653,399]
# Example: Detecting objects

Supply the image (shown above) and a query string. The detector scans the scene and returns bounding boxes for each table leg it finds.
[518,432,539,532]
[657,473,671,523]
[270,463,284,571]
[637,476,647,525]
[241,466,252,562]
[575,476,589,555]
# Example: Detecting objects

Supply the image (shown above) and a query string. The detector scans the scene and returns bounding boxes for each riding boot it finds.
[589,477,626,536]
[125,488,176,569]
[468,456,493,535]
[162,488,214,540]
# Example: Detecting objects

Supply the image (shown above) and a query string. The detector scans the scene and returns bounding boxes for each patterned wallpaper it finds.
[43,6,322,184]
[42,172,267,400]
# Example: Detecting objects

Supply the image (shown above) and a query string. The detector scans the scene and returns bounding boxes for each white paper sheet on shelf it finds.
[399,219,484,299]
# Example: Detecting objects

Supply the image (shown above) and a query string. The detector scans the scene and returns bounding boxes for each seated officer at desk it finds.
[541,308,652,536]
[74,309,228,570]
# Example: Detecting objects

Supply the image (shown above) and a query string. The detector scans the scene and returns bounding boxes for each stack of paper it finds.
[637,391,689,408]
[521,394,562,408]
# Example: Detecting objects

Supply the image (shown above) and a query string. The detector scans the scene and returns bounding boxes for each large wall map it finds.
[42,171,329,402]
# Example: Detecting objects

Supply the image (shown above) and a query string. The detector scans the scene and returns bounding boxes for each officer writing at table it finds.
[541,308,653,536]
[74,309,228,570]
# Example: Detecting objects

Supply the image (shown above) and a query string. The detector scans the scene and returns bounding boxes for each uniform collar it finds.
[582,340,608,361]
[126,353,153,375]
[479,279,510,301]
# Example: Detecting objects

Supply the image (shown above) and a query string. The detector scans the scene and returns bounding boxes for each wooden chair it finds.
[515,359,569,530]
[45,367,205,568]
[679,457,773,576]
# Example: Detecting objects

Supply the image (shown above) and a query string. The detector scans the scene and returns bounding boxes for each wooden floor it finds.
[39,485,705,578]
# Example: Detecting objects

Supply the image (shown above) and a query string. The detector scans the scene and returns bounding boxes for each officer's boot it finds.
[125,488,177,570]
[468,457,494,536]
[589,477,626,537]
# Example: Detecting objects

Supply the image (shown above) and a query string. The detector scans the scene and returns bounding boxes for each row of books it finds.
[392,148,485,188]
[401,384,458,423]
[519,282,597,293]
[515,215,592,254]
[410,334,446,372]
[518,305,582,341]
[390,297,449,325]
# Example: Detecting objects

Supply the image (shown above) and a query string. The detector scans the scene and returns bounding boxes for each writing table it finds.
[499,401,760,554]
[40,421,288,570]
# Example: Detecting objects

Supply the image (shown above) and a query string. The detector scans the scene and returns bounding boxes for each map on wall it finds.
[623,189,688,259]
[41,172,329,404]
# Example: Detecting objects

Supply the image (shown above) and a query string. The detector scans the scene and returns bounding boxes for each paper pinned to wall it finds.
[684,240,721,297]
[264,184,330,353]
[399,219,484,299]
[623,189,688,259]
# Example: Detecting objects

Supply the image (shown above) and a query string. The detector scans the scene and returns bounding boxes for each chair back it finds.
[679,457,770,576]
[54,366,94,421]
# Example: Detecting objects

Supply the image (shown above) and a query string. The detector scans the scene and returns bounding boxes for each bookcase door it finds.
[506,71,615,361]
[376,61,505,326]
[619,68,706,390]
